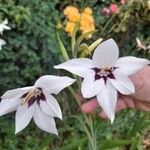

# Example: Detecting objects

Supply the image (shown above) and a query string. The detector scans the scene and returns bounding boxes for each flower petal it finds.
[15,103,35,134]
[0,19,11,35]
[108,70,135,95]
[115,56,150,75]
[2,86,33,100]
[33,105,58,135]
[0,39,6,50]
[92,39,119,68]
[97,80,117,123]
[54,58,93,77]
[35,75,75,94]
[0,96,20,116]
[41,90,62,119]
[81,73,104,98]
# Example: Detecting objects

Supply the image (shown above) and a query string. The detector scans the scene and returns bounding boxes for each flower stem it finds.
[100,15,116,36]
[68,86,97,150]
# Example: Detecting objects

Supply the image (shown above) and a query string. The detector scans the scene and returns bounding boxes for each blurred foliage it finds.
[0,0,150,149]
[0,0,62,93]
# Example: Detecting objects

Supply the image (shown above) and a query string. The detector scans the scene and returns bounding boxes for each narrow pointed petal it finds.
[109,70,135,95]
[2,86,33,100]
[0,39,6,50]
[42,90,62,119]
[0,96,20,116]
[39,101,54,117]
[33,105,58,135]
[115,56,150,75]
[2,19,8,24]
[35,75,75,94]
[92,39,119,68]
[15,103,35,134]
[97,80,117,123]
[81,73,104,98]
[0,19,11,34]
[54,58,94,77]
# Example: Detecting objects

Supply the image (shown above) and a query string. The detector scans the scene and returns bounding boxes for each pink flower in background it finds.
[102,7,111,16]
[110,4,119,14]
[120,0,126,4]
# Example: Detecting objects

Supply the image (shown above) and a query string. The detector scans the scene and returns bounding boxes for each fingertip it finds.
[81,103,93,113]
[99,111,108,119]
[81,99,99,113]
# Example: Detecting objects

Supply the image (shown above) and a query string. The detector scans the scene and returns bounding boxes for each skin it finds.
[81,66,150,119]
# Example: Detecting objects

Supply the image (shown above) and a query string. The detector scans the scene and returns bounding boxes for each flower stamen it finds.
[21,88,42,105]
[99,66,113,76]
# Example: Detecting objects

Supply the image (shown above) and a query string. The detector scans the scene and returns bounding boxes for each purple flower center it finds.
[21,88,46,107]
[92,67,116,84]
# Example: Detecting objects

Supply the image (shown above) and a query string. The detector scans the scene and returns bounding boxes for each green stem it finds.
[100,15,116,36]
[68,86,90,126]
[74,116,96,150]
[68,87,97,150]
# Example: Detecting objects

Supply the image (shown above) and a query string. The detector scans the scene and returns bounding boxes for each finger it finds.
[81,99,99,113]
[134,100,150,112]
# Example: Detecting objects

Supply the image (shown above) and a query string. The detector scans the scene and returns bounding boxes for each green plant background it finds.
[0,0,150,149]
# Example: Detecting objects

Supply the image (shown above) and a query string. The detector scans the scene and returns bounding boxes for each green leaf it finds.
[80,38,103,57]
[71,22,79,54]
[74,30,97,55]
[56,32,69,61]
[100,139,133,150]
[56,137,87,150]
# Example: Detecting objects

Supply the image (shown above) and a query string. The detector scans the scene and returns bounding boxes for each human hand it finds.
[81,66,150,119]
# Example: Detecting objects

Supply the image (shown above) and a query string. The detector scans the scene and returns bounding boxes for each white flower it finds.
[0,39,6,50]
[0,75,75,135]
[54,39,150,123]
[0,19,11,35]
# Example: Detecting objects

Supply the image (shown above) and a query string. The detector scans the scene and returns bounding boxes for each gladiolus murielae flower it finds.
[0,75,75,135]
[0,19,11,35]
[0,19,11,50]
[0,39,6,50]
[54,39,150,123]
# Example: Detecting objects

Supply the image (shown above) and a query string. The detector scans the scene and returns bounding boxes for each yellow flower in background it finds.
[56,22,63,29]
[63,6,95,38]
[64,6,80,22]
[65,21,76,36]
[83,7,93,15]
[80,8,95,38]
[80,13,94,29]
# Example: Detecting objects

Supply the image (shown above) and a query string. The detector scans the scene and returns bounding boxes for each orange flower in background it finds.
[83,7,93,15]
[80,7,95,38]
[63,6,95,38]
[65,21,76,36]
[63,6,80,22]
